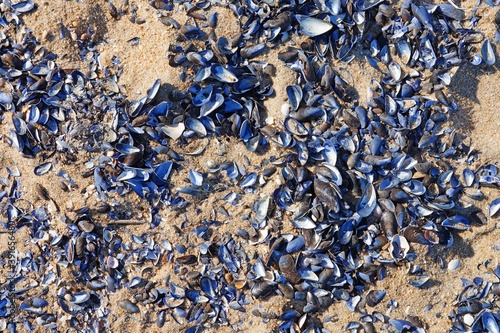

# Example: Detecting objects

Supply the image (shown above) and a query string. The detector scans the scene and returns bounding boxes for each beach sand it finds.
[0,0,499,331]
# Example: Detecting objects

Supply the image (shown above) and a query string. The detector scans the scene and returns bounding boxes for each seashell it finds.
[491,282,500,296]
[298,268,319,282]
[240,43,266,59]
[189,169,204,187]
[292,216,316,229]
[380,174,399,190]
[346,295,361,312]
[200,277,217,298]
[176,255,197,265]
[284,117,309,136]
[186,52,207,66]
[471,211,487,225]
[211,64,238,83]
[389,234,409,260]
[119,300,140,313]
[357,183,377,217]
[192,85,213,107]
[208,12,217,28]
[240,172,257,188]
[71,291,90,304]
[77,219,95,233]
[365,290,386,307]
[286,236,305,253]
[390,189,411,203]
[481,311,499,333]
[380,211,397,239]
[279,254,301,284]
[239,119,253,142]
[355,0,384,10]
[264,11,292,30]
[161,122,185,140]
[447,259,461,271]
[387,61,402,82]
[200,93,224,116]
[179,25,205,39]
[408,274,430,288]
[157,309,167,328]
[314,178,340,213]
[396,39,412,65]
[338,219,356,244]
[488,198,500,217]
[170,283,186,299]
[442,215,471,230]
[295,15,333,37]
[401,180,426,196]
[403,226,429,245]
[146,78,161,104]
[12,0,35,13]
[286,85,302,111]
[251,280,277,298]
[87,279,107,291]
[34,162,52,176]
[481,39,496,66]
[32,297,49,308]
[463,168,475,187]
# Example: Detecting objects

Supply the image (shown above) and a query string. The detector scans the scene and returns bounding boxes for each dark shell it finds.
[314,178,340,213]
[251,280,277,298]
[365,290,386,307]
[278,254,301,284]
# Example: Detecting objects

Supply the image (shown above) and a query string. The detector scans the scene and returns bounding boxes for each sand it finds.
[0,0,499,332]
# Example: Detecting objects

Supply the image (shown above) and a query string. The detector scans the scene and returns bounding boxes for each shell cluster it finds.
[0,0,499,332]
[449,265,500,333]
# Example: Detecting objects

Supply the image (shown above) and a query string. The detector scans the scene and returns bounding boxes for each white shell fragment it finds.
[161,122,185,139]
[296,15,333,37]
[447,259,462,271]
[189,169,204,187]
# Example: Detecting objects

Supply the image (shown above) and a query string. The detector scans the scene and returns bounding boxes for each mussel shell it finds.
[481,312,499,333]
[193,85,213,106]
[251,280,277,298]
[481,39,496,66]
[488,198,500,217]
[77,219,95,233]
[314,178,340,213]
[12,0,35,13]
[365,290,386,307]
[286,85,302,111]
[211,64,238,83]
[278,254,301,284]
[380,211,397,239]
[356,183,377,217]
[295,15,333,37]
[284,117,309,136]
[32,297,49,308]
[403,226,428,245]
[240,43,266,59]
[119,300,140,313]
[34,162,52,176]
[185,118,207,137]
[355,0,385,10]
